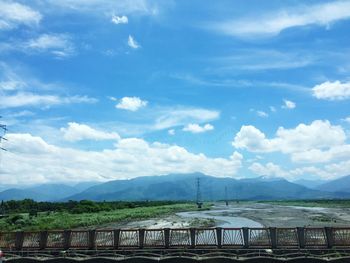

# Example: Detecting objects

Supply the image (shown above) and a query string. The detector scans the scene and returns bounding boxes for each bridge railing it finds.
[1,227,350,250]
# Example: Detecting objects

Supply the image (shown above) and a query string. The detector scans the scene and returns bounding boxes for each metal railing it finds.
[1,227,350,250]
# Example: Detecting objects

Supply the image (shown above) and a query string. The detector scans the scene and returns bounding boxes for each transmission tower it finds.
[196,178,202,209]
[0,116,7,152]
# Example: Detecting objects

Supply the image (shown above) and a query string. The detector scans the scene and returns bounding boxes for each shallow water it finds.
[176,204,263,228]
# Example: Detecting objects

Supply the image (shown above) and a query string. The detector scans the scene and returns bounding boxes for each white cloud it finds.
[128,35,141,49]
[214,50,313,71]
[0,92,97,108]
[168,129,175,135]
[116,96,147,111]
[282,99,296,109]
[1,133,243,184]
[209,1,350,38]
[45,0,160,17]
[25,34,75,58]
[249,162,289,178]
[183,123,214,134]
[154,108,220,130]
[233,120,347,163]
[61,122,120,142]
[111,15,128,24]
[0,1,42,30]
[269,106,276,112]
[257,110,268,118]
[343,116,350,123]
[291,144,350,163]
[312,80,350,100]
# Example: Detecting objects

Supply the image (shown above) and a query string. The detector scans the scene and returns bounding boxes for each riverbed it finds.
[98,202,350,229]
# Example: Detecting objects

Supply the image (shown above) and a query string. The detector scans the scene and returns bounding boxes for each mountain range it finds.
[1,173,350,201]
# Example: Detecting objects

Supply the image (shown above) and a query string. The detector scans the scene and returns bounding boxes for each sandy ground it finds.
[98,202,350,229]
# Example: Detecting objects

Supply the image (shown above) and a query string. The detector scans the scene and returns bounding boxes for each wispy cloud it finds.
[207,1,350,38]
[0,33,76,59]
[0,63,97,109]
[0,1,42,30]
[0,92,97,108]
[44,0,161,17]
[25,34,75,58]
[257,111,269,118]
[213,49,313,71]
[128,35,141,49]
[154,107,220,130]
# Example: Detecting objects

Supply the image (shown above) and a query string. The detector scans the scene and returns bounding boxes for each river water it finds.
[176,203,263,228]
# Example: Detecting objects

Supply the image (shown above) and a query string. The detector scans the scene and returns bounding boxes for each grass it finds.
[0,203,210,231]
[261,199,350,208]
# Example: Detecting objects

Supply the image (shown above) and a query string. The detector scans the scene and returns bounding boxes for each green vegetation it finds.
[261,199,350,208]
[188,218,216,227]
[0,200,208,231]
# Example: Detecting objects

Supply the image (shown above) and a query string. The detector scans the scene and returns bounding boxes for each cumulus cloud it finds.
[61,122,120,142]
[0,92,97,108]
[249,162,289,178]
[183,123,214,133]
[116,96,148,111]
[312,80,350,100]
[1,133,243,184]
[291,145,350,163]
[209,1,350,38]
[282,99,296,109]
[233,120,348,163]
[0,1,42,30]
[128,35,140,49]
[111,15,128,24]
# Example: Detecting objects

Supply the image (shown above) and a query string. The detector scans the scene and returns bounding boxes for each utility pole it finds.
[196,178,202,209]
[225,186,228,206]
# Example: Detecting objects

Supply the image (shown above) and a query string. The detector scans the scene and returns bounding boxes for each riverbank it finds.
[0,203,204,231]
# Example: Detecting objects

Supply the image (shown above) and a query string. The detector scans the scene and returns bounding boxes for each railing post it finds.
[15,231,24,250]
[297,227,305,249]
[216,227,222,248]
[88,230,96,249]
[269,227,277,249]
[39,231,48,250]
[325,227,334,248]
[190,228,196,248]
[242,227,249,249]
[113,229,120,249]
[139,229,145,249]
[63,230,71,250]
[164,228,170,249]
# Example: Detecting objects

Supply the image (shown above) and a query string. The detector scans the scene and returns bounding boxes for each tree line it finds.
[0,199,185,215]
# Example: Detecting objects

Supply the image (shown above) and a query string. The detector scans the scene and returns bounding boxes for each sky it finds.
[0,0,350,185]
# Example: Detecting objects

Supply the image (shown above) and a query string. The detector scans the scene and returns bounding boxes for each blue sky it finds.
[0,0,350,185]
